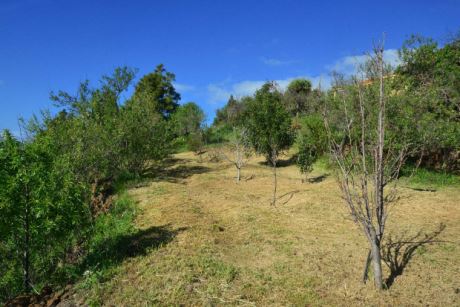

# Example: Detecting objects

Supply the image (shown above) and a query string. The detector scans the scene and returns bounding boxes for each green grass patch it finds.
[75,191,138,299]
[399,166,460,189]
[312,155,332,171]
[195,255,239,283]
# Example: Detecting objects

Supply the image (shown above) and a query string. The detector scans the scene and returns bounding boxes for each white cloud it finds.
[174,82,195,92]
[328,49,401,75]
[207,84,231,104]
[206,75,331,105]
[232,80,266,96]
[383,49,401,68]
[328,54,368,75]
[205,49,400,106]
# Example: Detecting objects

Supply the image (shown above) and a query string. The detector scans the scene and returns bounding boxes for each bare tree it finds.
[219,127,252,182]
[324,39,407,290]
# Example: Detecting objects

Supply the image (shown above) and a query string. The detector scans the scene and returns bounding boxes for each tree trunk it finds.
[236,166,241,183]
[362,249,372,284]
[370,239,383,289]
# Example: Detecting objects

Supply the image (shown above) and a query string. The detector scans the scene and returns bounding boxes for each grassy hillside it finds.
[73,151,460,306]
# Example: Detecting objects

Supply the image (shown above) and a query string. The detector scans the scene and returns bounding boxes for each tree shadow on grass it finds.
[304,173,329,183]
[382,223,446,288]
[258,155,298,168]
[143,160,212,184]
[276,190,300,205]
[82,224,188,271]
[117,157,208,188]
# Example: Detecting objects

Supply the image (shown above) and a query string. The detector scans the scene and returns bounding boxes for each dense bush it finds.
[296,115,328,176]
[0,131,90,300]
[393,35,460,171]
[0,64,183,302]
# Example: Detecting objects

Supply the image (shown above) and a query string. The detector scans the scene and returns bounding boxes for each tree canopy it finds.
[130,64,181,119]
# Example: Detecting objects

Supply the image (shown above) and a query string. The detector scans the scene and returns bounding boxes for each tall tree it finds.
[283,78,312,117]
[172,102,205,136]
[46,66,172,213]
[47,68,137,215]
[130,64,181,119]
[119,101,174,177]
[245,82,294,205]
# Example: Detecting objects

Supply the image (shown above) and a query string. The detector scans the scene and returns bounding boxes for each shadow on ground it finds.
[382,223,446,288]
[277,190,300,205]
[83,224,188,270]
[143,157,212,183]
[305,174,329,183]
[258,155,298,168]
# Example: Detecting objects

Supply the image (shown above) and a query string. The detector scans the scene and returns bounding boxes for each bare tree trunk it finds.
[323,40,401,290]
[220,127,251,184]
[372,44,386,291]
[362,250,372,283]
[272,161,277,206]
[370,236,384,289]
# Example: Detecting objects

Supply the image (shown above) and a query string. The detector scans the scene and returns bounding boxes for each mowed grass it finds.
[75,150,460,306]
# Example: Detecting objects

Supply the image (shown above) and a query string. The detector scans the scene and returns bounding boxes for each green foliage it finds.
[213,95,250,127]
[131,64,180,119]
[287,79,312,94]
[0,130,90,300]
[45,67,137,183]
[296,115,328,175]
[187,132,205,154]
[0,65,181,302]
[245,82,294,163]
[170,102,207,153]
[67,191,138,307]
[284,78,313,116]
[399,165,460,189]
[42,66,177,182]
[2,31,460,303]
[81,191,137,273]
[394,35,460,171]
[205,124,233,144]
[172,102,205,136]
[119,99,175,177]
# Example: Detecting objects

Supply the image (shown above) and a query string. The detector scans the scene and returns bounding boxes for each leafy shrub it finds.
[296,115,328,175]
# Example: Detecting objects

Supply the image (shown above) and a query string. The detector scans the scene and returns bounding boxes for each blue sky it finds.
[1,0,459,132]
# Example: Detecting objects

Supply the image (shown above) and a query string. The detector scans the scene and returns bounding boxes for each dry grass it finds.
[77,150,460,306]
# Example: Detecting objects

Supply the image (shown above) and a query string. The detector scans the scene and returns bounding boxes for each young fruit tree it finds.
[245,82,294,205]
[323,41,408,290]
[296,114,328,182]
[219,127,252,183]
[188,131,206,161]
